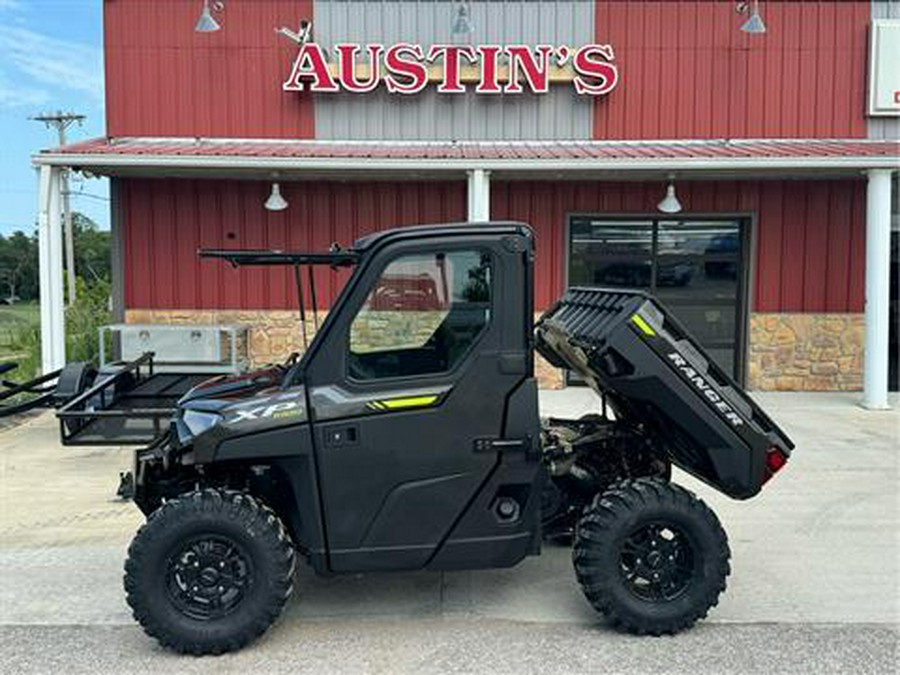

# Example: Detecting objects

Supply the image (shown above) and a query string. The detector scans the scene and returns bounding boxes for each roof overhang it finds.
[32,137,900,178]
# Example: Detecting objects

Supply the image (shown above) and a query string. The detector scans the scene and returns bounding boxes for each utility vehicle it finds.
[24,222,794,654]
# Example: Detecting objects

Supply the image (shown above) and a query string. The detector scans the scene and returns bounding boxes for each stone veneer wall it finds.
[534,352,564,390]
[748,313,864,391]
[125,310,864,391]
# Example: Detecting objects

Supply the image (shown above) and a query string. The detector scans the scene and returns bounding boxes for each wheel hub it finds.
[200,567,219,586]
[165,535,253,621]
[619,522,696,602]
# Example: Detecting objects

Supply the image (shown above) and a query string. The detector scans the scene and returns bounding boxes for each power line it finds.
[70,191,110,203]
[30,111,86,304]
[0,188,110,202]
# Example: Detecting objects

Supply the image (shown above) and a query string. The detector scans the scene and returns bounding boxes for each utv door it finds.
[305,228,542,572]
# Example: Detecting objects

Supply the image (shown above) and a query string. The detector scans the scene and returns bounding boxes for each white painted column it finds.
[862,169,893,410]
[467,169,491,222]
[37,164,66,373]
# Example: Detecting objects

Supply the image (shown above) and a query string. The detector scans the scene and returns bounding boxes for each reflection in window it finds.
[569,219,654,288]
[349,251,491,380]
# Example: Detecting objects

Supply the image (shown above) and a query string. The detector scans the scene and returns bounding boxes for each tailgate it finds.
[535,287,794,499]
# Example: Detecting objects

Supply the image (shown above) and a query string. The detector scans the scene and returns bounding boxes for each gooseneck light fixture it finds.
[737,0,766,35]
[657,175,683,214]
[452,1,474,35]
[265,183,289,211]
[195,0,224,33]
[276,19,312,46]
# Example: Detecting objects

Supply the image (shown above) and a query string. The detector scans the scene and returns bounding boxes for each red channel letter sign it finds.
[283,43,619,96]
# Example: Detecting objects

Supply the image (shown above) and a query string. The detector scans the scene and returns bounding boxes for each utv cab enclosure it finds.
[120,222,793,655]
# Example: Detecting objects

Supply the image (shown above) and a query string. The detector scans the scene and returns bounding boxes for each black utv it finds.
[119,222,793,654]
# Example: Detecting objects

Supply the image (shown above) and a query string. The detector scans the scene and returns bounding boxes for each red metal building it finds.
[34,0,899,402]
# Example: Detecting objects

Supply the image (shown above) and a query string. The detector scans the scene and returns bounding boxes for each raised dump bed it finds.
[535,287,794,500]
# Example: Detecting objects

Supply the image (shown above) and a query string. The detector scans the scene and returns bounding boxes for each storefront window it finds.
[569,216,746,382]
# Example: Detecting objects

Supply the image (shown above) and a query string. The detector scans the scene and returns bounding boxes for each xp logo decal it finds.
[228,401,304,423]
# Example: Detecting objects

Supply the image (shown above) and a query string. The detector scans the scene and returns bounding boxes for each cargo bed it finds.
[535,287,794,499]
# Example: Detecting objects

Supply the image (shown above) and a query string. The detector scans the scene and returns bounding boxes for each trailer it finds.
[0,324,249,446]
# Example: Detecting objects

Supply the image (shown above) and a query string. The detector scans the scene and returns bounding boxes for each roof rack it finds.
[199,247,361,350]
[199,248,359,267]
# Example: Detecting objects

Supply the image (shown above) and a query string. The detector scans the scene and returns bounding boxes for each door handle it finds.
[473,436,539,460]
[473,437,526,453]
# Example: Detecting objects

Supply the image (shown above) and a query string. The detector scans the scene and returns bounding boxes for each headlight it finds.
[182,409,221,437]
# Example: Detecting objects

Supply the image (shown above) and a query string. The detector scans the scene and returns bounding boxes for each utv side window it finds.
[348,250,492,380]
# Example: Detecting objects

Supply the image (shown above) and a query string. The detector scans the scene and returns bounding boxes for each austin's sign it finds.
[283,43,619,96]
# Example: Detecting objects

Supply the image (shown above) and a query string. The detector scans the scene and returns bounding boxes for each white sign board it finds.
[869,20,900,116]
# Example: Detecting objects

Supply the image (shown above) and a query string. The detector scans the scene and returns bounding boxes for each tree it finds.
[72,213,111,282]
[0,230,38,301]
[0,211,109,304]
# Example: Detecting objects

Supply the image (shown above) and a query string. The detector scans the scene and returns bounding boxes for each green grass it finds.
[0,302,41,382]
[0,302,40,325]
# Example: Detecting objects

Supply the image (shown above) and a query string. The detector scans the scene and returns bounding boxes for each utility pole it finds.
[31,111,85,305]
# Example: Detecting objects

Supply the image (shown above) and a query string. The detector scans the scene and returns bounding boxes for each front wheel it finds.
[124,489,295,655]
[573,478,730,635]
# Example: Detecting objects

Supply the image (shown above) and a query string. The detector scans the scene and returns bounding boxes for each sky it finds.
[0,0,108,236]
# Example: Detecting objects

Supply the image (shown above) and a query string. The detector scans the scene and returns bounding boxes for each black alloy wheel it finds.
[125,489,295,655]
[573,478,730,635]
[165,534,254,621]
[618,521,696,602]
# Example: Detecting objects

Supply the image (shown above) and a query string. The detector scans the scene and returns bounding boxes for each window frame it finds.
[344,247,496,386]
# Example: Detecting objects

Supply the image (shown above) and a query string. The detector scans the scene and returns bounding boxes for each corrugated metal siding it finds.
[593,1,870,140]
[105,0,315,138]
[123,176,865,315]
[490,179,866,312]
[104,0,879,142]
[121,178,466,310]
[868,0,900,139]
[314,0,593,140]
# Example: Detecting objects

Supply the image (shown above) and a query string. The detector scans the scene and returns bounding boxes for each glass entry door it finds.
[569,216,748,382]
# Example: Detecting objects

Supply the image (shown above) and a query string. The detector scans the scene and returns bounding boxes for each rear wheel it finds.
[124,489,295,654]
[573,478,729,635]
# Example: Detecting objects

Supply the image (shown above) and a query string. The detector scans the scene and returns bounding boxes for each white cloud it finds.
[0,25,103,106]
[0,72,49,108]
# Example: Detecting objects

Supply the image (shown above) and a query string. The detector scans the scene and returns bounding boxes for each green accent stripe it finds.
[366,395,440,412]
[631,314,656,337]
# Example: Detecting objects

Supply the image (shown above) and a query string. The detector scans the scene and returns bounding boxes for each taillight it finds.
[762,447,788,485]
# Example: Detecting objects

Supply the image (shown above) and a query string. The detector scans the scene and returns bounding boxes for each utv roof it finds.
[352,221,532,251]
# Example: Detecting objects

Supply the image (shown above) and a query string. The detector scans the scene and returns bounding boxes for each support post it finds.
[862,169,893,410]
[37,164,66,373]
[467,169,491,222]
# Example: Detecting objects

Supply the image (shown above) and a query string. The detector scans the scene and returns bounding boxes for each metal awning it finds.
[30,136,898,410]
[33,137,900,175]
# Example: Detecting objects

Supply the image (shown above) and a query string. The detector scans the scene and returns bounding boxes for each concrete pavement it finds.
[0,391,898,673]
[1,622,896,675]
